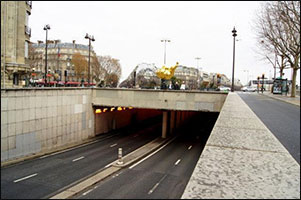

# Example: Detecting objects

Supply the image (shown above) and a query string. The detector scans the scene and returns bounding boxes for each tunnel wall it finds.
[1,88,94,164]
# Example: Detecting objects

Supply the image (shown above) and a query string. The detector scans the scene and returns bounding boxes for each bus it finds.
[35,80,96,87]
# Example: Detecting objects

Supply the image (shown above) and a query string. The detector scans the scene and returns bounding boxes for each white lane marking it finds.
[14,173,37,183]
[72,156,84,162]
[188,145,192,150]
[175,159,181,166]
[110,143,117,147]
[148,182,160,194]
[129,136,178,169]
[82,189,93,196]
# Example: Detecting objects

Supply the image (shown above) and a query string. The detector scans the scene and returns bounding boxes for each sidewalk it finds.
[259,91,300,107]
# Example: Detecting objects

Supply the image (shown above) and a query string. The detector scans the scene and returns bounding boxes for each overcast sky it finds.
[29,1,300,85]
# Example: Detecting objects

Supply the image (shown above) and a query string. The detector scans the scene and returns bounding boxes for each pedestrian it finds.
[180,81,186,90]
[175,81,180,90]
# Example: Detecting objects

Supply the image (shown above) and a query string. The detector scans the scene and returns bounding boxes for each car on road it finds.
[242,86,256,92]
[217,86,231,91]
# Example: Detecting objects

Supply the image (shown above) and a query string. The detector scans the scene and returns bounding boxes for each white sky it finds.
[29,1,300,85]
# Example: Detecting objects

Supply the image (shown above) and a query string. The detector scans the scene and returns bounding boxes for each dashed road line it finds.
[110,143,117,147]
[175,159,181,165]
[72,156,85,162]
[188,145,192,150]
[14,173,37,183]
[82,189,93,196]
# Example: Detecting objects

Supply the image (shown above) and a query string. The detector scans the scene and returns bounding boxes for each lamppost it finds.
[85,33,95,86]
[161,39,171,65]
[160,39,171,89]
[261,73,265,93]
[231,27,237,92]
[257,76,260,93]
[43,24,50,86]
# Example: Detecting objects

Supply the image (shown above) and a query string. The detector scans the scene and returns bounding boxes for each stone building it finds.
[1,1,32,88]
[29,40,96,82]
[174,65,199,90]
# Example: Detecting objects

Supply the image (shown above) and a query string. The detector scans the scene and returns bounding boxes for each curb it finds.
[49,136,172,199]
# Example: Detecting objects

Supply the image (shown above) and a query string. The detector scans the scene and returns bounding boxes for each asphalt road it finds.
[73,113,218,199]
[1,117,162,199]
[238,92,300,164]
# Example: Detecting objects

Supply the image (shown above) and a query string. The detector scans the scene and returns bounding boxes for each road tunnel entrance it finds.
[93,106,219,143]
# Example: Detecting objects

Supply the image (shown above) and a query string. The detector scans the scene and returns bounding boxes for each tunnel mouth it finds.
[93,106,219,151]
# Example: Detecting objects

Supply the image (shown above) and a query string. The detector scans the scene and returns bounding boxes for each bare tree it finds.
[91,55,106,86]
[98,56,122,86]
[255,1,300,97]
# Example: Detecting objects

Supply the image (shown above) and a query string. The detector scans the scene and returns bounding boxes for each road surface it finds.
[238,92,300,164]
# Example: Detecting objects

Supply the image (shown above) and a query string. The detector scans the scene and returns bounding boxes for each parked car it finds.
[242,86,256,92]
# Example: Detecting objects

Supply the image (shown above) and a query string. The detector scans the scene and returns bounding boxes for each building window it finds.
[25,12,29,25]
[25,41,29,58]
[13,73,19,85]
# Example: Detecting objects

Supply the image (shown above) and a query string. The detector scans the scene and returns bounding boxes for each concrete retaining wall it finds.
[1,88,94,163]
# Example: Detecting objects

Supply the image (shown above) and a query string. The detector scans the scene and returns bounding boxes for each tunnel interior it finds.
[93,106,219,146]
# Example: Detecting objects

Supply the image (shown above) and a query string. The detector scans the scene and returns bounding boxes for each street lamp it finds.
[231,27,237,92]
[195,57,202,70]
[161,39,170,65]
[43,24,50,86]
[85,33,95,86]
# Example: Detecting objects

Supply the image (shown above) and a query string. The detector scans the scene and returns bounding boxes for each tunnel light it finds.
[110,107,115,112]
[103,108,108,112]
[95,109,102,114]
[117,107,123,111]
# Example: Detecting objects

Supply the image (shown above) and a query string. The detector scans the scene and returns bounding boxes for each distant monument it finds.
[156,62,179,89]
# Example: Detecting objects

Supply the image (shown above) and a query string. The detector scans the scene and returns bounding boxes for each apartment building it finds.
[1,1,32,88]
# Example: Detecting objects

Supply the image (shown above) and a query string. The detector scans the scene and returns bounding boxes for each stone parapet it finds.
[181,92,300,199]
[92,88,227,112]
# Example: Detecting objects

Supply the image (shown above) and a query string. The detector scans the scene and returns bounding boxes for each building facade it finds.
[29,40,96,82]
[1,1,32,88]
[174,65,199,89]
